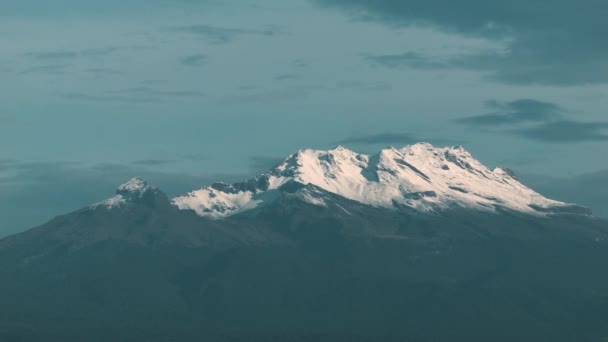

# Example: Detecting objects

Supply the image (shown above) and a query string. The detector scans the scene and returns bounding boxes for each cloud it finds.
[24,47,119,60]
[292,59,308,68]
[139,79,169,86]
[318,0,608,85]
[337,132,462,147]
[222,85,326,104]
[364,52,453,70]
[180,153,208,162]
[275,74,298,81]
[64,92,161,104]
[180,54,208,67]
[18,64,70,75]
[84,68,123,75]
[511,121,608,143]
[111,87,205,98]
[132,159,178,166]
[226,79,392,104]
[335,80,392,91]
[64,87,205,103]
[238,85,258,91]
[457,99,564,126]
[18,47,126,76]
[455,99,608,143]
[338,132,417,145]
[172,25,279,44]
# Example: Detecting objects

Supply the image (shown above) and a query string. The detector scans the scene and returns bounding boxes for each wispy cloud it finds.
[222,85,325,104]
[292,59,308,68]
[335,80,392,91]
[455,99,608,143]
[275,74,298,81]
[83,67,123,75]
[18,64,70,75]
[110,87,205,98]
[180,54,208,67]
[511,121,608,143]
[337,132,462,147]
[364,52,455,70]
[132,159,178,166]
[457,99,564,126]
[65,86,205,103]
[64,92,160,104]
[338,132,417,145]
[172,25,279,44]
[24,47,119,60]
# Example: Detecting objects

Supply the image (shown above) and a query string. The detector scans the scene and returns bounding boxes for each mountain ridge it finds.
[167,143,590,219]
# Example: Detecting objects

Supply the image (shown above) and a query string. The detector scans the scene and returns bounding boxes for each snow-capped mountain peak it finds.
[93,177,158,209]
[172,143,588,218]
[116,177,151,196]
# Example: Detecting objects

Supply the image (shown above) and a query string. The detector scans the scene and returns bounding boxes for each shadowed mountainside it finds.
[1,181,607,342]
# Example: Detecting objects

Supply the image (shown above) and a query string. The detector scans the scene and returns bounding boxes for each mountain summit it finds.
[93,177,168,209]
[171,143,589,218]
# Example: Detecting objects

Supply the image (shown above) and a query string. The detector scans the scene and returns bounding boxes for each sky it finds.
[1,0,607,235]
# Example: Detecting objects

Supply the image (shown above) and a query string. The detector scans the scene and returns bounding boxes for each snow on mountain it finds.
[116,177,151,195]
[93,177,154,209]
[172,143,580,218]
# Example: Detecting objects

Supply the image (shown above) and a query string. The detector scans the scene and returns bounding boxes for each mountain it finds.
[0,144,607,342]
[173,143,588,218]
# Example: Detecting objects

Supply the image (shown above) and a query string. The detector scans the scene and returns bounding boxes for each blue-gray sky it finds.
[1,0,607,235]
